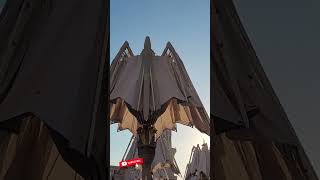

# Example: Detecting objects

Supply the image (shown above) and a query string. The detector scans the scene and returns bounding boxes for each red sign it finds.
[119,158,144,168]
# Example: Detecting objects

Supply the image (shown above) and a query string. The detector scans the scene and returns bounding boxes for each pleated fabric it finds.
[185,143,210,180]
[0,0,109,178]
[211,134,315,180]
[115,130,180,180]
[110,40,210,138]
[212,0,319,179]
[0,117,84,180]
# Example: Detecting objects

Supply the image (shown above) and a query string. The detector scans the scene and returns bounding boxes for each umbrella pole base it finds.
[137,126,156,180]
[138,145,155,180]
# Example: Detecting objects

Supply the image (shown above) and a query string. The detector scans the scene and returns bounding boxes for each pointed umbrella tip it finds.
[144,36,151,49]
[166,41,173,47]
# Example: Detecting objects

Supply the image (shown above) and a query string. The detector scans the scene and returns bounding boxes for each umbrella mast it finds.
[137,37,157,180]
[137,125,156,180]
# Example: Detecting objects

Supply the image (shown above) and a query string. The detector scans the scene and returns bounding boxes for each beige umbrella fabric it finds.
[110,38,210,138]
[0,117,84,180]
[212,0,319,180]
[0,0,109,178]
[118,130,180,180]
[185,143,210,180]
[212,133,298,180]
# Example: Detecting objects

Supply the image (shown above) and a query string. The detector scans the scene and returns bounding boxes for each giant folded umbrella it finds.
[110,37,210,179]
[110,37,210,137]
[150,130,181,179]
[117,130,181,180]
[184,143,210,180]
[212,0,318,179]
[0,0,109,179]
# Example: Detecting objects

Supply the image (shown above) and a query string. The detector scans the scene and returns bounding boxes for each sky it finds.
[233,0,320,177]
[110,0,210,179]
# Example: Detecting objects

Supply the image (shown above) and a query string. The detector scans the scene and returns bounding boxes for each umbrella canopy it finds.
[212,0,319,180]
[151,130,180,177]
[0,0,109,178]
[188,145,201,176]
[122,130,180,179]
[213,0,297,143]
[110,37,210,138]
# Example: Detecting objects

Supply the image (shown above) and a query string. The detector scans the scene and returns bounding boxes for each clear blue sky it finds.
[110,0,210,179]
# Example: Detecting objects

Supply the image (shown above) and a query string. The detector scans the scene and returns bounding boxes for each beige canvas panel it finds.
[110,99,139,135]
[0,133,18,179]
[0,117,84,180]
[233,141,263,180]
[212,134,296,180]
[212,134,261,180]
[117,112,139,136]
[111,98,209,138]
[271,144,293,180]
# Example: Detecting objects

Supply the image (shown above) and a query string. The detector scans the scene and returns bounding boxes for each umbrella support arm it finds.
[137,125,156,180]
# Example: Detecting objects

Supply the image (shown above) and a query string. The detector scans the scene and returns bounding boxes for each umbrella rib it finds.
[149,63,156,111]
[169,53,188,101]
[46,154,60,180]
[185,146,195,178]
[137,62,144,112]
[163,134,181,176]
